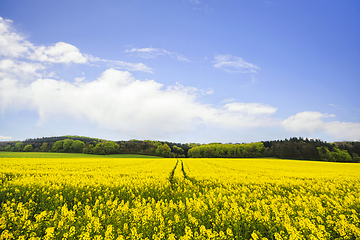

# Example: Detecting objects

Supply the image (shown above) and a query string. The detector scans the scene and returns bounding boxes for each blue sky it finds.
[0,0,359,143]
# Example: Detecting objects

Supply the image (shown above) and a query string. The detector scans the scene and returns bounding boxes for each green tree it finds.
[102,141,119,154]
[70,140,85,153]
[92,141,119,155]
[173,145,184,156]
[63,139,74,152]
[254,142,265,157]
[51,140,64,152]
[155,145,164,157]
[93,144,105,155]
[23,144,33,152]
[83,144,95,154]
[155,144,172,157]
[188,145,204,158]
[352,153,360,163]
[14,142,24,152]
[332,148,352,162]
[4,145,14,152]
[40,142,49,152]
[317,146,336,162]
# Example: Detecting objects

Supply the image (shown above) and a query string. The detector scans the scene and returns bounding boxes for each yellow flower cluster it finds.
[0,155,359,239]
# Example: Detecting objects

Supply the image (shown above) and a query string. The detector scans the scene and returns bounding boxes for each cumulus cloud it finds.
[224,102,277,115]
[0,135,12,140]
[202,102,278,129]
[126,47,190,62]
[0,17,86,64]
[0,17,31,58]
[74,77,85,84]
[282,111,334,133]
[0,17,151,73]
[0,59,45,80]
[2,17,359,141]
[323,122,360,141]
[30,42,88,64]
[282,111,360,140]
[0,68,277,138]
[214,54,260,73]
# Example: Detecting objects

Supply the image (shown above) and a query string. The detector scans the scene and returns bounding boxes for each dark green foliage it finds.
[155,143,173,158]
[40,142,49,152]
[318,145,353,162]
[4,146,14,152]
[23,144,33,152]
[317,146,336,162]
[172,145,184,157]
[51,140,64,152]
[14,142,24,152]
[353,154,360,163]
[1,136,360,161]
[70,140,85,153]
[267,137,359,162]
[63,139,74,152]
[92,141,119,155]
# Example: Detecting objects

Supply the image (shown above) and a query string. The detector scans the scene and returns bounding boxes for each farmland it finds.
[0,153,359,239]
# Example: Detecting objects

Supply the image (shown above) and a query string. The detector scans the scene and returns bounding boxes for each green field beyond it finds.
[0,153,359,239]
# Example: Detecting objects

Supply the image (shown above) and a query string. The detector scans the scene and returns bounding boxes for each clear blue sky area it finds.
[0,0,359,143]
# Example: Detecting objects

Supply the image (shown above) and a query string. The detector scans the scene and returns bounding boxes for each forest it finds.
[0,136,359,163]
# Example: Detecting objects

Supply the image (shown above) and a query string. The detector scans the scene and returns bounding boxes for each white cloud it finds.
[0,68,278,138]
[30,42,88,64]
[88,56,153,73]
[175,55,191,62]
[0,17,151,73]
[109,60,153,73]
[201,102,278,129]
[0,135,12,140]
[214,54,260,73]
[126,47,166,59]
[225,102,277,115]
[2,17,358,141]
[282,111,360,140]
[74,77,85,83]
[0,59,45,80]
[323,122,360,141]
[222,98,236,103]
[282,111,333,133]
[0,18,88,64]
[126,47,190,62]
[0,17,31,58]
[189,0,201,4]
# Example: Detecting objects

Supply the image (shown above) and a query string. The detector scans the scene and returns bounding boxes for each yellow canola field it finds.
[0,154,359,240]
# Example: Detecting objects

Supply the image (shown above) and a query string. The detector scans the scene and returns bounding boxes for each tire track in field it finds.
[168,159,198,188]
[169,160,224,198]
[179,159,198,184]
[168,159,179,189]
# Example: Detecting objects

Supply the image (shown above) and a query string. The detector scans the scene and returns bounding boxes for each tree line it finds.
[187,142,266,158]
[263,137,360,163]
[0,136,188,158]
[0,136,359,162]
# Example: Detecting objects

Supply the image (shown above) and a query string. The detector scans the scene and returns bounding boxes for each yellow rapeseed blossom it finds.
[0,154,359,239]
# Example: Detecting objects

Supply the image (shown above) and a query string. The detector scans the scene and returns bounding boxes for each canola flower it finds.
[0,153,359,239]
